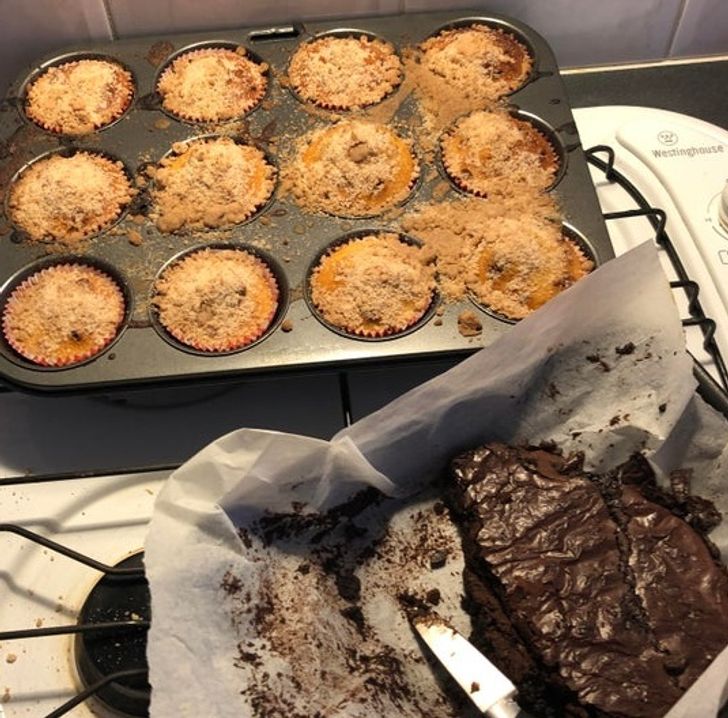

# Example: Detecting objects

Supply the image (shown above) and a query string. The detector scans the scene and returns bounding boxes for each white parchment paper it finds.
[145,241,728,718]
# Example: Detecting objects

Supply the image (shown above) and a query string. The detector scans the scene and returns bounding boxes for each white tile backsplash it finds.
[108,0,400,37]
[0,0,112,95]
[403,0,684,67]
[670,0,728,57]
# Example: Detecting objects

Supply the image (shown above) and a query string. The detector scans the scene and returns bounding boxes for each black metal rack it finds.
[585,144,728,391]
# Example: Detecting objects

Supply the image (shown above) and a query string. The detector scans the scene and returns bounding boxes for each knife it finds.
[410,611,534,718]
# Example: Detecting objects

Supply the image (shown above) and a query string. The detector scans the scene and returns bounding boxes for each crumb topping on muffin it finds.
[152,137,275,232]
[420,25,531,102]
[25,58,134,135]
[7,152,134,243]
[310,233,435,336]
[153,248,279,352]
[2,264,125,366]
[287,120,418,217]
[157,47,268,122]
[467,216,593,319]
[288,35,402,110]
[441,110,558,197]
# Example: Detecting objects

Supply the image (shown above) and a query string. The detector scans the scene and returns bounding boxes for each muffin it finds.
[467,218,593,320]
[288,35,402,110]
[7,151,135,243]
[2,264,125,366]
[287,120,418,217]
[441,110,559,197]
[420,24,532,103]
[24,58,134,135]
[152,247,279,352]
[157,47,268,123]
[309,233,435,337]
[151,137,276,232]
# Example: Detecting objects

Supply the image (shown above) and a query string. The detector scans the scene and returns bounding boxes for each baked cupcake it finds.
[24,58,134,135]
[441,110,559,197]
[309,232,435,337]
[2,264,125,366]
[7,151,134,243]
[467,218,593,320]
[419,24,531,105]
[152,247,279,352]
[288,120,418,217]
[288,35,402,110]
[157,47,268,122]
[152,137,276,232]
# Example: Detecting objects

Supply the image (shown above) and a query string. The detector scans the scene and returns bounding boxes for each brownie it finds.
[450,444,728,718]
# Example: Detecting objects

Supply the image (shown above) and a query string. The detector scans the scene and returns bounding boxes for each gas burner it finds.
[74,551,150,717]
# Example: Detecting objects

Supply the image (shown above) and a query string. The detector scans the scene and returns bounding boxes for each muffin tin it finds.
[0,10,613,392]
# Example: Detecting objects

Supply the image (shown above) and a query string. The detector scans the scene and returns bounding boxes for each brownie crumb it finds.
[659,402,668,414]
[586,353,611,372]
[429,550,448,569]
[237,527,253,549]
[340,605,367,636]
[470,681,480,693]
[433,501,447,516]
[546,382,560,399]
[335,571,361,602]
[425,588,441,606]
[615,342,635,356]
[221,570,243,596]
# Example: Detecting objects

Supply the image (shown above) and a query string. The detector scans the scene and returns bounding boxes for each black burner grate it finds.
[75,551,151,717]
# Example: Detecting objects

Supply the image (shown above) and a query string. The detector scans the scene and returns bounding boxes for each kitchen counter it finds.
[562,57,728,127]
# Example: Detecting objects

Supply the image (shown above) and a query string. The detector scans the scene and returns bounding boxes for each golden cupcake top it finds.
[310,233,435,337]
[467,217,593,319]
[288,35,402,110]
[7,151,135,243]
[441,110,559,197]
[152,248,279,352]
[157,47,268,122]
[420,24,532,102]
[25,58,134,135]
[2,264,125,366]
[287,120,418,217]
[151,137,276,232]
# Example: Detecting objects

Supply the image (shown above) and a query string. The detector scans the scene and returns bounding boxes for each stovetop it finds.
[3,56,728,717]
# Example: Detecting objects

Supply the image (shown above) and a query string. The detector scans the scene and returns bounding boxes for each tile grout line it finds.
[101,0,118,40]
[666,0,690,57]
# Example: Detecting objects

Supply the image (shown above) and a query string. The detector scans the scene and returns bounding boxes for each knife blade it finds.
[411,611,534,718]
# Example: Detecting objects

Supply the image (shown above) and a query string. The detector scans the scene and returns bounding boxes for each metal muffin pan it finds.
[0,10,613,392]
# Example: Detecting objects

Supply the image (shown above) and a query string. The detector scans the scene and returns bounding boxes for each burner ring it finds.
[74,551,150,717]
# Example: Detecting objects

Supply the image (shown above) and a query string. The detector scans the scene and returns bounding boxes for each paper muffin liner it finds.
[288,36,403,112]
[440,113,560,198]
[294,123,419,218]
[157,47,268,123]
[154,249,279,353]
[2,264,125,367]
[152,138,276,233]
[421,25,533,88]
[309,234,435,338]
[25,59,134,135]
[7,151,135,243]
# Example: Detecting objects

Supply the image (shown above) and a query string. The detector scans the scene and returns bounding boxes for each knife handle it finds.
[488,696,535,718]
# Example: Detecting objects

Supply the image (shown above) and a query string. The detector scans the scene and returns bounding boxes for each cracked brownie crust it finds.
[450,444,728,717]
